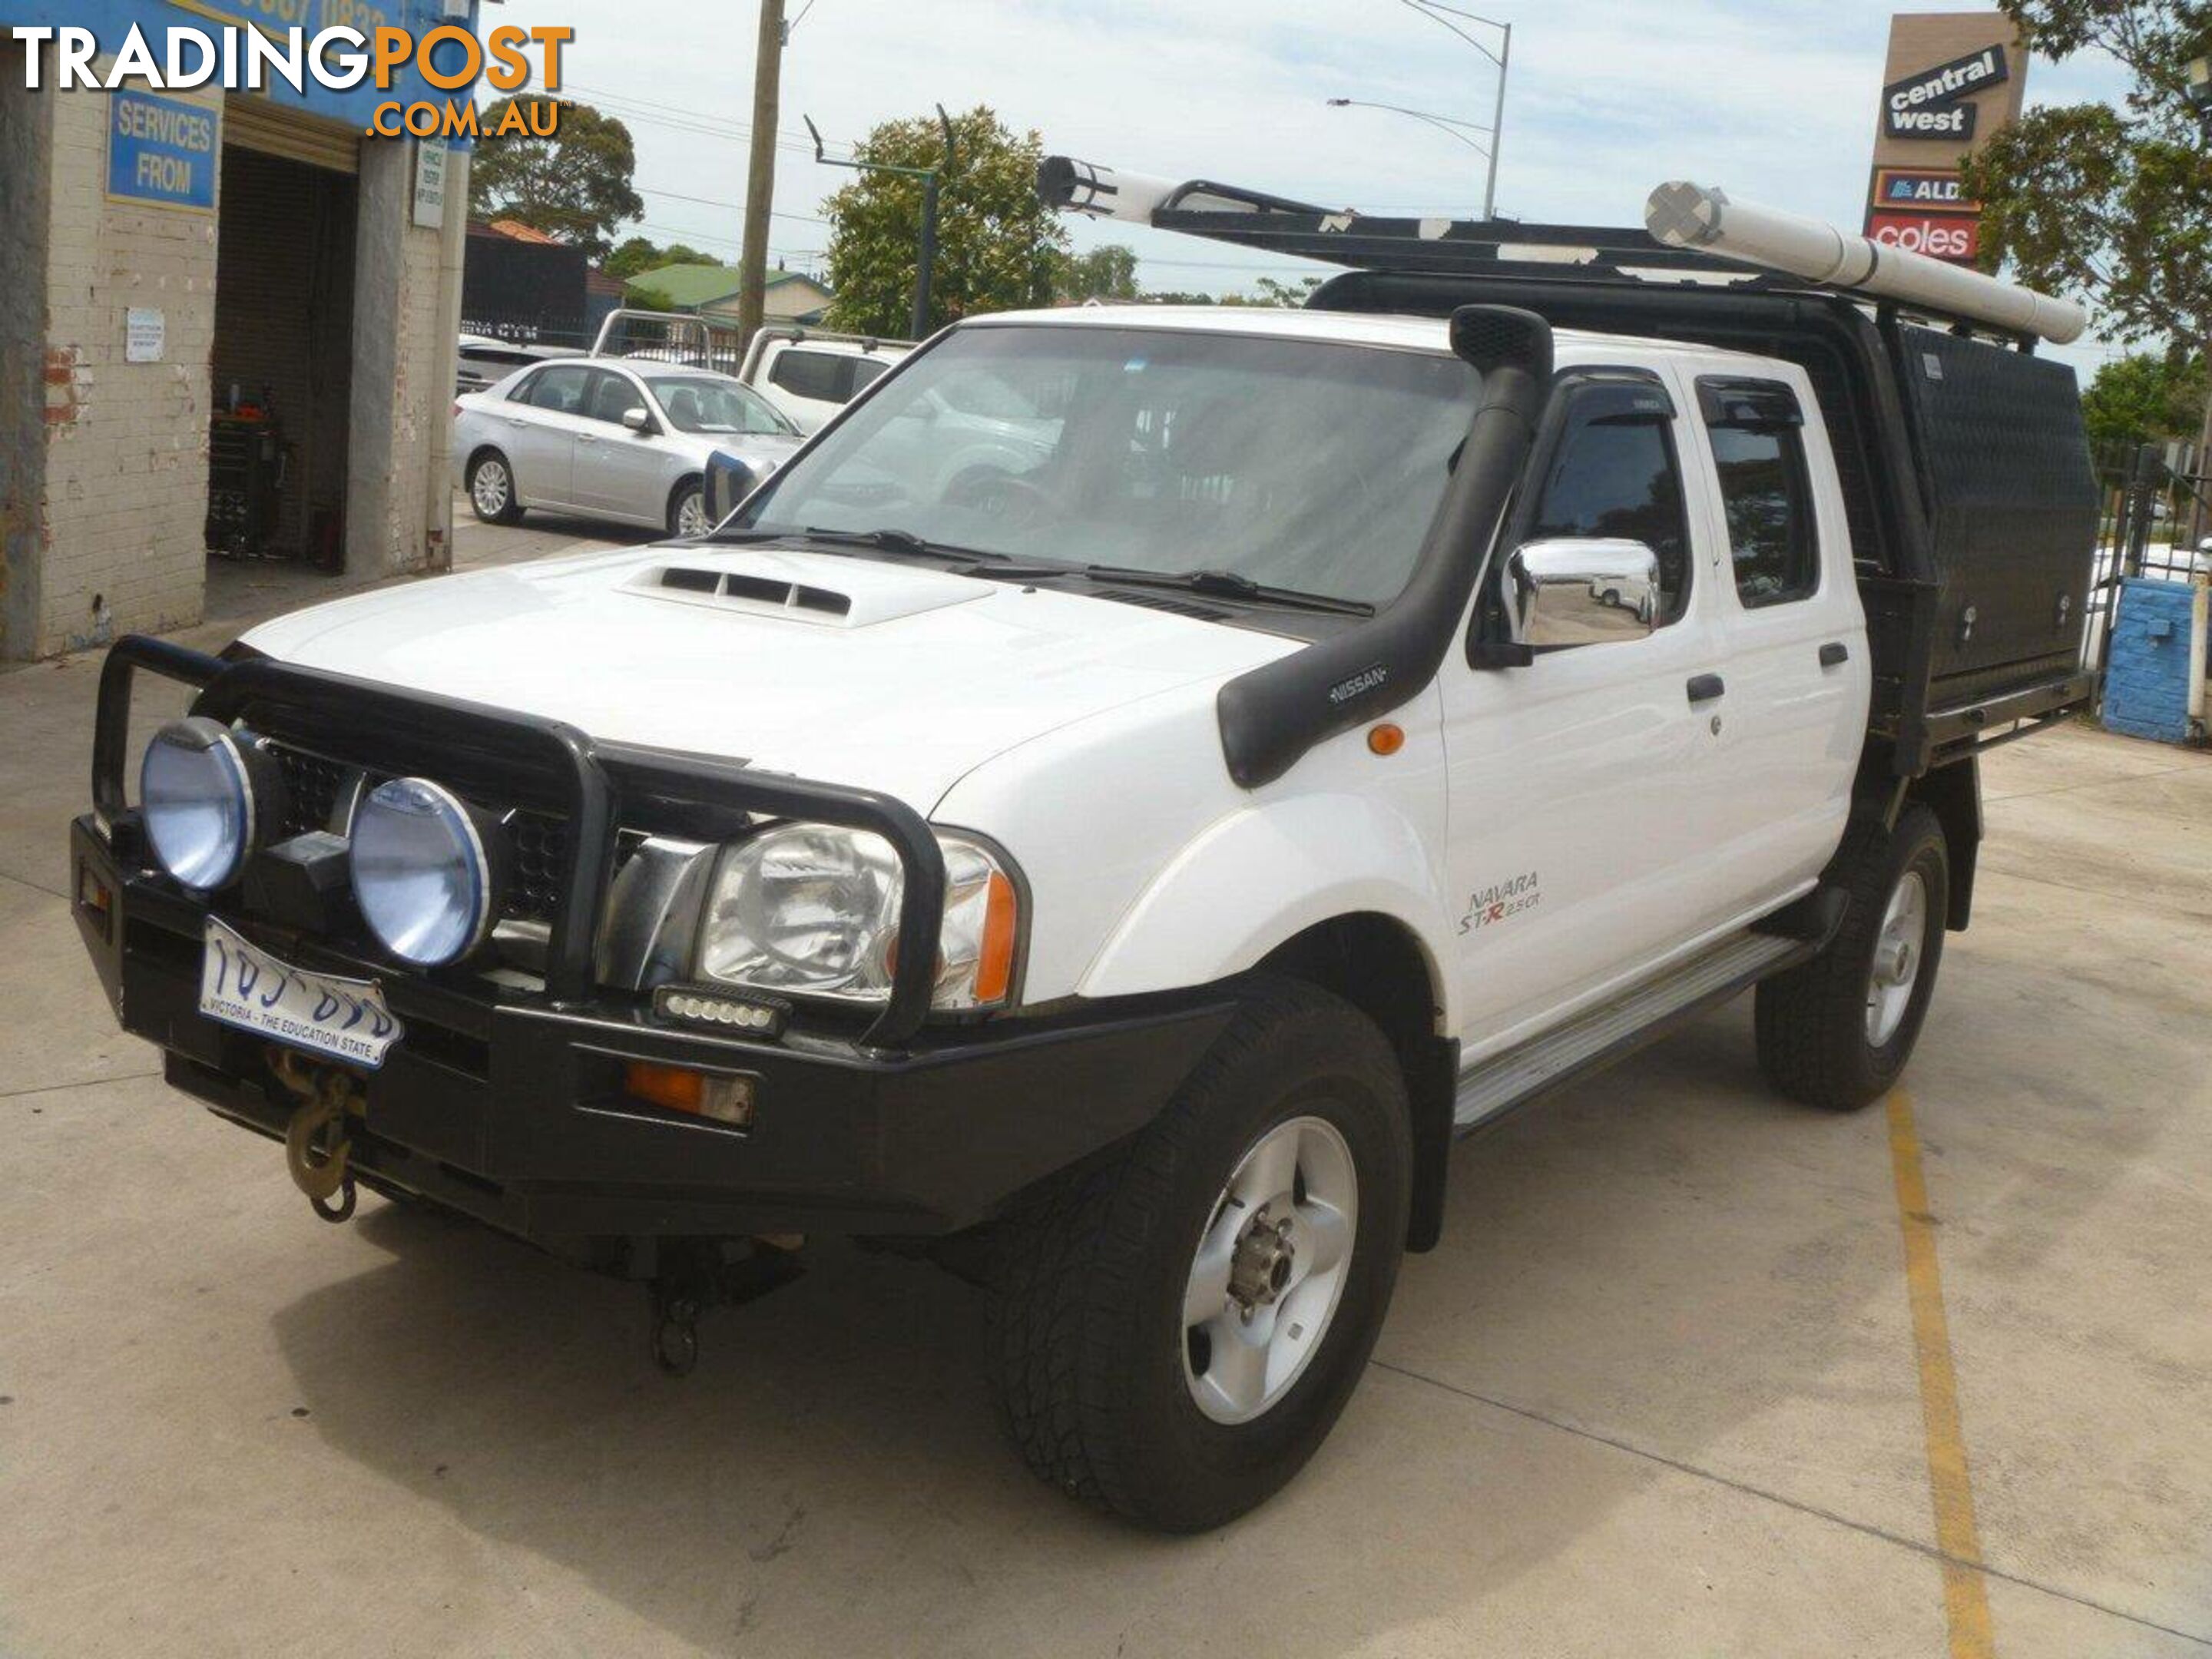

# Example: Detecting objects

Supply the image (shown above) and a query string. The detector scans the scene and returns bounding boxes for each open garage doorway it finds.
[208,142,357,575]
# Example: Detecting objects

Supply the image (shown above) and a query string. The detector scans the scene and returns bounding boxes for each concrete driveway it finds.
[3,533,2209,1657]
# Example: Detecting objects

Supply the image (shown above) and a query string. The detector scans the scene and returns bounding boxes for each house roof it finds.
[624,263,827,308]
[485,218,562,244]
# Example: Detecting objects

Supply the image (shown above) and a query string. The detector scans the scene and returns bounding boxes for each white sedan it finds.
[455,359,803,539]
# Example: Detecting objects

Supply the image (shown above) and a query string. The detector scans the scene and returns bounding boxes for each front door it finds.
[571,368,673,522]
[1439,366,1738,1061]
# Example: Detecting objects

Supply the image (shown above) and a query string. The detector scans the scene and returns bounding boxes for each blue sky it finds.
[487,0,2135,368]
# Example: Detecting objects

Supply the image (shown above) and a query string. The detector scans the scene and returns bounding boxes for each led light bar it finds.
[1644,181,2088,346]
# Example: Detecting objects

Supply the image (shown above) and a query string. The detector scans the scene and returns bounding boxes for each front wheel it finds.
[987,980,1411,1532]
[1755,806,1949,1111]
[668,479,710,540]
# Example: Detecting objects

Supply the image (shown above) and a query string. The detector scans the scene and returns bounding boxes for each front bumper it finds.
[71,813,1233,1250]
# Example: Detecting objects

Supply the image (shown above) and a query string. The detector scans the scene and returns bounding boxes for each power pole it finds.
[735,0,786,349]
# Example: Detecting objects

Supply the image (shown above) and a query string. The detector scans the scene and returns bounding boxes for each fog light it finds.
[624,1061,756,1128]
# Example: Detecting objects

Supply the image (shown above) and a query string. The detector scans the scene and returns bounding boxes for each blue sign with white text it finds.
[106,88,218,210]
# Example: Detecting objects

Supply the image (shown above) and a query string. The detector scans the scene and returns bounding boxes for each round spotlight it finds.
[140,717,264,891]
[350,778,503,968]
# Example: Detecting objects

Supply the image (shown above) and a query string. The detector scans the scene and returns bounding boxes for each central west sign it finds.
[1883,45,2010,140]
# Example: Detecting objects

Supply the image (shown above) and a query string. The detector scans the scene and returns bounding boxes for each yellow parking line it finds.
[1887,1088,1995,1659]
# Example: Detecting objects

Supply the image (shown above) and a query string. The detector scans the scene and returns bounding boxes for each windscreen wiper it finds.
[1081,565,1376,618]
[711,525,1072,579]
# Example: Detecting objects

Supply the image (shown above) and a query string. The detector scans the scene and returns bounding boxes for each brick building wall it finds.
[2102,578,2205,745]
[0,41,52,657]
[38,79,221,654]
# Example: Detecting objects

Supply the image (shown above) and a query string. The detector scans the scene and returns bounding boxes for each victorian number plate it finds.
[198,919,406,1070]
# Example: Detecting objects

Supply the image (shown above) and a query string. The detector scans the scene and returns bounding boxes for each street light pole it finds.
[1482,20,1510,222]
[808,106,955,340]
[1384,0,1512,220]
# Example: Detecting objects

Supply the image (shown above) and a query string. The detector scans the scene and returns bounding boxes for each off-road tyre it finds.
[986,978,1412,1532]
[1756,806,1949,1111]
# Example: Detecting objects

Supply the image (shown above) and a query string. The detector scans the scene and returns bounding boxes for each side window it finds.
[517,365,591,414]
[1700,380,1818,608]
[768,349,847,404]
[1528,380,1693,624]
[849,358,890,395]
[583,369,642,426]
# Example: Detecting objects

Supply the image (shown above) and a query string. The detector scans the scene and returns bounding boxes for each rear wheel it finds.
[466,451,525,525]
[1755,806,1949,1111]
[987,979,1411,1532]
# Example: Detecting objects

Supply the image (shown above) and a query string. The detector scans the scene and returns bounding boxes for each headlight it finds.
[350,778,505,968]
[697,825,1020,1012]
[140,717,276,891]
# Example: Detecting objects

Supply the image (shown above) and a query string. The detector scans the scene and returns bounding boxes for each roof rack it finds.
[1034,159,2086,348]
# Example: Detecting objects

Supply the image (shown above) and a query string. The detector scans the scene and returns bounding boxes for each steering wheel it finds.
[943,465,1055,530]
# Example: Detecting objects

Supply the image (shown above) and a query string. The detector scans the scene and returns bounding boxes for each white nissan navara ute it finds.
[72,176,2098,1531]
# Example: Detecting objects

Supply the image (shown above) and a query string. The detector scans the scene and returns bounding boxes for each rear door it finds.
[1682,372,1870,908]
[499,364,596,509]
[1439,367,1740,1058]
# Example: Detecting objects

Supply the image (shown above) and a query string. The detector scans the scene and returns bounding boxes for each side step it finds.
[1453,932,1813,1134]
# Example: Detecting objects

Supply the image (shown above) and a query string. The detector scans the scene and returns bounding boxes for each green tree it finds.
[823,106,1068,337]
[1222,275,1325,309]
[1962,2,2212,347]
[1050,244,1141,304]
[470,98,644,261]
[2081,350,2209,449]
[627,286,677,314]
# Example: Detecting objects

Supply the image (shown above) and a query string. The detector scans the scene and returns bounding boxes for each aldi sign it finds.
[1872,168,1980,215]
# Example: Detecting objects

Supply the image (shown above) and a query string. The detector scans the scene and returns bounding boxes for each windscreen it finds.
[733,324,1480,605]
[649,378,795,437]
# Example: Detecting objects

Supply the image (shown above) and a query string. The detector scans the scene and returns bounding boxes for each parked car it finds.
[740,326,912,433]
[72,174,2097,1535]
[454,359,802,538]
[454,334,581,398]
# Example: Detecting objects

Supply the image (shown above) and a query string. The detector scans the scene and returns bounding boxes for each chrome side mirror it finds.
[1504,538,1661,647]
[622,406,654,434]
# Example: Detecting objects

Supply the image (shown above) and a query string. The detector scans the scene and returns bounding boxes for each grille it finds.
[505,811,569,923]
[268,741,352,836]
[260,739,576,928]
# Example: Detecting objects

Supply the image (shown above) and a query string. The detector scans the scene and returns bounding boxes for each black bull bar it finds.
[91,634,951,1048]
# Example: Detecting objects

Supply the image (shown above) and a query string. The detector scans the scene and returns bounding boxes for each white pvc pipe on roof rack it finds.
[1644,181,2088,346]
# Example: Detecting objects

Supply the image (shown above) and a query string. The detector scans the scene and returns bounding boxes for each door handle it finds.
[577,434,598,445]
[1819,641,1849,668]
[1687,674,1726,705]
